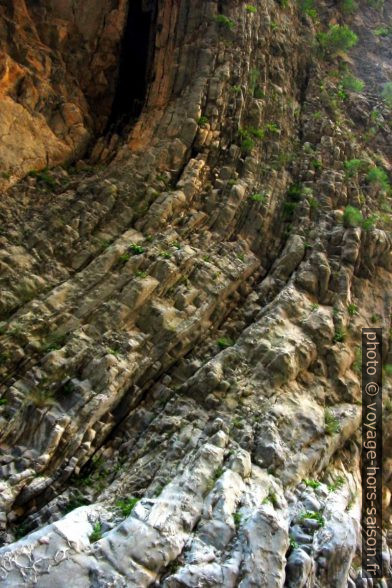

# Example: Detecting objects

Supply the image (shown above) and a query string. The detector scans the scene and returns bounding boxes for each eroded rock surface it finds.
[0,0,391,586]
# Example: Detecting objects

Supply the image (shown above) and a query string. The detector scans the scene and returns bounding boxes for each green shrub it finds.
[341,74,364,92]
[318,25,358,55]
[245,4,257,13]
[347,303,358,316]
[333,327,346,343]
[303,478,321,489]
[343,205,363,227]
[217,337,234,349]
[328,475,345,492]
[129,243,145,255]
[381,82,392,107]
[233,511,242,528]
[362,215,378,230]
[374,26,392,37]
[298,0,318,20]
[28,168,56,190]
[344,158,366,177]
[250,193,267,202]
[262,490,279,507]
[89,522,103,543]
[197,116,209,127]
[300,511,325,527]
[367,166,390,192]
[325,409,341,434]
[264,122,280,134]
[116,497,139,517]
[340,0,358,14]
[214,14,236,30]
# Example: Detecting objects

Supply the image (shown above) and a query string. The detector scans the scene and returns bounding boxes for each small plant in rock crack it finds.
[310,303,319,311]
[381,82,392,108]
[303,478,321,489]
[264,122,280,134]
[298,0,318,21]
[333,327,346,343]
[129,243,145,255]
[344,158,366,178]
[300,511,325,527]
[325,409,341,435]
[233,511,242,529]
[347,303,358,316]
[317,24,358,56]
[367,166,390,193]
[213,466,224,480]
[262,490,279,507]
[41,333,67,353]
[341,74,364,93]
[327,475,345,492]
[250,193,267,203]
[116,497,139,517]
[342,205,363,228]
[340,0,358,14]
[214,14,236,30]
[217,337,234,349]
[289,536,299,550]
[197,116,209,127]
[89,521,103,543]
[160,251,172,259]
[28,168,57,190]
[245,4,257,13]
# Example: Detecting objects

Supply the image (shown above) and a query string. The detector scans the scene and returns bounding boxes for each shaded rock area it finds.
[0,0,391,586]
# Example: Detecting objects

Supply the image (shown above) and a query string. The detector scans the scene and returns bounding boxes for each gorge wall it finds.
[0,0,391,586]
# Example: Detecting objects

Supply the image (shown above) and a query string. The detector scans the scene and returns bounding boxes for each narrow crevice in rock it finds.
[104,0,157,136]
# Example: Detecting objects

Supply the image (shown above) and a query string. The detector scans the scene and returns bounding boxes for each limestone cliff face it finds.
[0,0,391,586]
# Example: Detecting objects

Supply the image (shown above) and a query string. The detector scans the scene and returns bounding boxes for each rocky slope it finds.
[0,0,391,586]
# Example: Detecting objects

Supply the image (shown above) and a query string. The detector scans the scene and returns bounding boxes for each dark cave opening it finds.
[105,0,157,134]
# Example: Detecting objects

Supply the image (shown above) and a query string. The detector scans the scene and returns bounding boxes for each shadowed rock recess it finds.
[0,0,391,586]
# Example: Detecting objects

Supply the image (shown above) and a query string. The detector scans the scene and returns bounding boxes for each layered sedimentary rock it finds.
[0,0,391,586]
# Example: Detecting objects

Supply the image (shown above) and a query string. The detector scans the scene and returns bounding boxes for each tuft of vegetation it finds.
[250,193,267,203]
[340,0,358,14]
[233,511,242,528]
[342,205,363,228]
[347,303,358,316]
[303,478,321,489]
[289,536,299,550]
[333,327,346,343]
[129,243,145,255]
[262,490,279,507]
[197,116,209,127]
[116,497,139,517]
[217,337,234,349]
[214,14,236,30]
[328,475,345,492]
[381,82,392,108]
[300,511,325,527]
[245,4,257,13]
[325,409,341,435]
[89,522,103,543]
[344,158,366,177]
[374,26,392,37]
[367,166,390,193]
[318,25,358,55]
[298,0,318,20]
[341,74,364,93]
[28,168,56,190]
